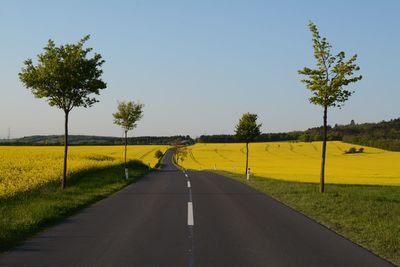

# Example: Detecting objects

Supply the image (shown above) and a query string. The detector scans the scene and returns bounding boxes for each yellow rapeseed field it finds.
[0,145,169,198]
[179,141,400,186]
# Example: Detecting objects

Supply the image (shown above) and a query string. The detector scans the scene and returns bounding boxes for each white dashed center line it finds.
[188,202,194,226]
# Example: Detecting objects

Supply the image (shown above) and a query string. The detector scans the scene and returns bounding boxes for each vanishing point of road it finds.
[0,150,395,267]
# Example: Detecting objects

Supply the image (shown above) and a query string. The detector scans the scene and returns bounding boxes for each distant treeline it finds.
[298,119,400,151]
[196,132,300,143]
[0,135,194,146]
[2,118,400,151]
[197,118,400,151]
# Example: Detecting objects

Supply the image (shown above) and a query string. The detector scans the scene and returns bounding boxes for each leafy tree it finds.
[175,147,188,164]
[235,113,262,175]
[113,101,144,179]
[298,22,362,193]
[19,35,106,189]
[154,150,164,160]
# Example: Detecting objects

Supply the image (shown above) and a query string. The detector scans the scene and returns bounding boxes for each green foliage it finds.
[297,118,400,151]
[154,150,164,160]
[0,135,194,146]
[197,132,298,143]
[175,147,188,163]
[235,113,262,143]
[344,147,364,154]
[19,35,107,113]
[113,101,144,132]
[298,21,362,108]
[347,147,357,153]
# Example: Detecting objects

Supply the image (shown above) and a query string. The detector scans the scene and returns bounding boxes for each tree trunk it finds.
[124,130,128,179]
[62,111,69,189]
[320,105,328,193]
[245,142,249,175]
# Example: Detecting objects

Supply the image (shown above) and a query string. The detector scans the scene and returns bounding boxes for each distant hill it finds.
[299,118,400,151]
[196,118,400,151]
[2,118,400,151]
[0,135,194,146]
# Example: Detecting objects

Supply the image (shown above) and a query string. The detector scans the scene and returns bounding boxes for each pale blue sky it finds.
[0,0,399,138]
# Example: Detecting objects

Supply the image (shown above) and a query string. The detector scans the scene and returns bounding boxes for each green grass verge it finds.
[216,170,400,266]
[0,160,149,252]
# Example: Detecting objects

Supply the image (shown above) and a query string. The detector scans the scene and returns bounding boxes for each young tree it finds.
[298,22,362,193]
[19,35,106,189]
[113,101,144,179]
[235,113,262,175]
[175,147,188,164]
[154,150,164,160]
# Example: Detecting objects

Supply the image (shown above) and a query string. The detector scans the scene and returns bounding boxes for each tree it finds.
[19,35,106,189]
[113,101,144,179]
[235,113,262,175]
[298,22,362,193]
[154,150,164,160]
[175,147,188,164]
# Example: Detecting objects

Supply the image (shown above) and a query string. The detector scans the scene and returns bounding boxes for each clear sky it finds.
[0,0,399,138]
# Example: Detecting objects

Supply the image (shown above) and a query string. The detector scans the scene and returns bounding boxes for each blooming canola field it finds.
[0,145,169,198]
[179,141,400,186]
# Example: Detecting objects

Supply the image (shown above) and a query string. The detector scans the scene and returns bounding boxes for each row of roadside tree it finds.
[18,21,362,193]
[233,21,362,193]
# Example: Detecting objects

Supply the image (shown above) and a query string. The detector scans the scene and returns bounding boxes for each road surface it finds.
[0,150,395,266]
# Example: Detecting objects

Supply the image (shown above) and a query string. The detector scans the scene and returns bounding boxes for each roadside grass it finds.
[0,160,149,252]
[216,170,400,266]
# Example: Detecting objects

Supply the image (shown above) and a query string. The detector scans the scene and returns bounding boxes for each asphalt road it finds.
[0,150,395,267]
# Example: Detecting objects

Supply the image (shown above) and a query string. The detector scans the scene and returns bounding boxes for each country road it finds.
[0,150,395,267]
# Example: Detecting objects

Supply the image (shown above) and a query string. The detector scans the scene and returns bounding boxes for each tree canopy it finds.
[298,21,362,108]
[235,113,262,143]
[19,35,106,113]
[113,101,144,132]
